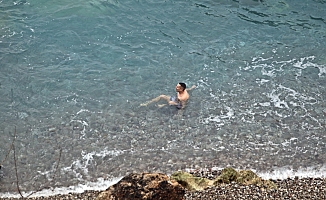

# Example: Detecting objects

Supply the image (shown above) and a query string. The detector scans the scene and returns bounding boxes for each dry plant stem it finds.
[26,148,63,198]
[51,148,62,182]
[3,127,63,199]
[13,143,23,199]
[0,126,17,167]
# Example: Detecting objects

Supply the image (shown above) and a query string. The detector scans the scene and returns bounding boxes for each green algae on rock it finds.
[214,168,277,190]
[214,167,239,184]
[172,168,277,192]
[170,171,214,191]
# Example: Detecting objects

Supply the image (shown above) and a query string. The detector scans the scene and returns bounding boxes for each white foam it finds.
[258,165,326,180]
[261,67,276,77]
[184,165,326,180]
[0,177,122,198]
[201,106,234,127]
[291,56,326,78]
[249,55,324,79]
[259,102,270,107]
[61,148,125,180]
[76,109,91,115]
[266,89,289,109]
[255,78,270,84]
[220,106,234,119]
[318,65,326,77]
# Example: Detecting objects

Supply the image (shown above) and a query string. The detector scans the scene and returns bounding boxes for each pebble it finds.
[48,127,56,132]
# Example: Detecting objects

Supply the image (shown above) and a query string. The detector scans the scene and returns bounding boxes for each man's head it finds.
[176,82,186,92]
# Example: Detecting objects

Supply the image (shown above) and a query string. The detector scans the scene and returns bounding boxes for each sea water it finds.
[0,0,325,197]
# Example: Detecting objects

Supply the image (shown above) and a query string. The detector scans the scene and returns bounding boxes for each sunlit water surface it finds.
[0,0,325,197]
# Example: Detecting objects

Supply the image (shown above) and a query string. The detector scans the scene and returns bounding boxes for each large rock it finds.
[96,173,185,200]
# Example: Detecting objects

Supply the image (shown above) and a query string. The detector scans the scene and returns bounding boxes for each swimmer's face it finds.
[175,84,184,92]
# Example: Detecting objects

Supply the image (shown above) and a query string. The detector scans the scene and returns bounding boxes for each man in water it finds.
[140,83,196,109]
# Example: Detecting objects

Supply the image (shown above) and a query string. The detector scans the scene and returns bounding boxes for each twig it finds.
[2,127,63,199]
[26,147,63,198]
[13,143,23,199]
[11,88,14,103]
[0,126,17,168]
[51,148,62,182]
[1,126,23,198]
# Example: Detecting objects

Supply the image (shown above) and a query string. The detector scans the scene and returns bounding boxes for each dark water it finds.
[0,0,325,197]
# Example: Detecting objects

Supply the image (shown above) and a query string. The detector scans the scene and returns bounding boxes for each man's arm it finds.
[186,85,196,91]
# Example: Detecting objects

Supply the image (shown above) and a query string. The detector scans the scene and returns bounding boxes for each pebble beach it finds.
[1,171,326,200]
[1,179,325,200]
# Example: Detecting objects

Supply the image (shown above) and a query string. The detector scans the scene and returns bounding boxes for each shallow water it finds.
[0,0,326,196]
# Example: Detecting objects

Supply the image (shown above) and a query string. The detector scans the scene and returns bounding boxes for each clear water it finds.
[0,0,325,196]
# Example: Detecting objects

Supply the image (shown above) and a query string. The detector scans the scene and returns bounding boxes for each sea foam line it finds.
[258,165,326,180]
[2,166,326,198]
[0,177,122,198]
[184,165,326,180]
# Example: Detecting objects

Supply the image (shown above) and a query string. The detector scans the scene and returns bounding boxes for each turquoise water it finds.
[0,0,326,195]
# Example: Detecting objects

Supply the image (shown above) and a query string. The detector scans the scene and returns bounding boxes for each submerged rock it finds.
[96,172,185,200]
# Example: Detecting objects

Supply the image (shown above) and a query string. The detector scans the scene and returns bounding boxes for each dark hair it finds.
[179,82,186,90]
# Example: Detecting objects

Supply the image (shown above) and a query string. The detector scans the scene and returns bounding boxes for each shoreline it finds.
[1,171,325,200]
